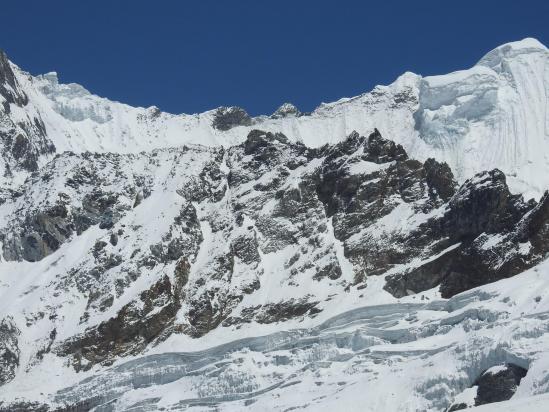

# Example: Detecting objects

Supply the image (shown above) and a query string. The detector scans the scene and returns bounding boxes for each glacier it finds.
[4,258,549,411]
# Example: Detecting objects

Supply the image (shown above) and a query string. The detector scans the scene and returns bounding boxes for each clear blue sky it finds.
[1,1,547,115]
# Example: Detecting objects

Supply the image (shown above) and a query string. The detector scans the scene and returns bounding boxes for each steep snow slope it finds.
[1,38,548,197]
[415,38,549,200]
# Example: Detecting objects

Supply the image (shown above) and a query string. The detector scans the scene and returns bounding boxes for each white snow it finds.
[4,38,548,198]
[483,364,509,375]
[471,392,549,411]
[453,385,479,408]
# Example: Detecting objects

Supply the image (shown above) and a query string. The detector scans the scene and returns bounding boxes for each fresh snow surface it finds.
[3,38,548,198]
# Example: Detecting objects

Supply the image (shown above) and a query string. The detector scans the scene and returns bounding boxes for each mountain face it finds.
[1,38,548,197]
[0,39,549,412]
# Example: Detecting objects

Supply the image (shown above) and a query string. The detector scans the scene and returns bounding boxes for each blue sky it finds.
[1,1,547,115]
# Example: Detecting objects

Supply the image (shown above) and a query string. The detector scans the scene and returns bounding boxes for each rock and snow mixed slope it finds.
[1,38,548,196]
[8,262,549,412]
[1,129,549,411]
[0,38,549,411]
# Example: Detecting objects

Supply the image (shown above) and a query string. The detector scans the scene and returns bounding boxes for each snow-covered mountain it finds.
[2,38,548,198]
[1,38,549,411]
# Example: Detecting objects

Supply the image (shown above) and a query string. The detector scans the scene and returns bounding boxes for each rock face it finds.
[0,50,28,108]
[211,106,253,130]
[58,274,184,370]
[447,364,528,410]
[424,158,457,202]
[445,169,527,241]
[0,50,55,179]
[1,129,549,410]
[0,318,19,386]
[474,364,527,406]
[271,103,301,119]
[384,168,549,298]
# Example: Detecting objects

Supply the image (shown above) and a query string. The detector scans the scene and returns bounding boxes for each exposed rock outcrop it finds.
[474,364,527,405]
[446,363,528,410]
[211,106,252,131]
[271,103,301,119]
[0,50,28,107]
[385,169,549,298]
[0,50,55,177]
[57,274,184,371]
[0,317,20,386]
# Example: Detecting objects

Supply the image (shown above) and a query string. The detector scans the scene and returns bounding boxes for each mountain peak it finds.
[271,102,301,119]
[477,37,548,68]
[499,37,547,51]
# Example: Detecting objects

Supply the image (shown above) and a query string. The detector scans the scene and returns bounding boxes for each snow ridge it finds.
[2,38,548,198]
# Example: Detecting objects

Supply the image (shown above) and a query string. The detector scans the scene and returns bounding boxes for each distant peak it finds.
[503,37,547,50]
[271,102,301,119]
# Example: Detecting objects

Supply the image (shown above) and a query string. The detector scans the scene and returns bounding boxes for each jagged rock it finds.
[445,170,527,241]
[385,167,549,298]
[423,158,457,202]
[176,150,226,204]
[364,128,408,163]
[11,134,31,161]
[0,50,55,176]
[223,299,321,326]
[74,189,120,234]
[313,259,342,280]
[57,275,182,370]
[231,233,260,264]
[474,364,527,406]
[271,102,301,119]
[243,129,291,156]
[0,317,20,385]
[174,257,190,291]
[516,190,549,248]
[211,106,252,131]
[315,129,409,218]
[0,50,28,107]
[186,292,243,338]
[254,299,321,323]
[384,247,458,298]
[1,200,74,261]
